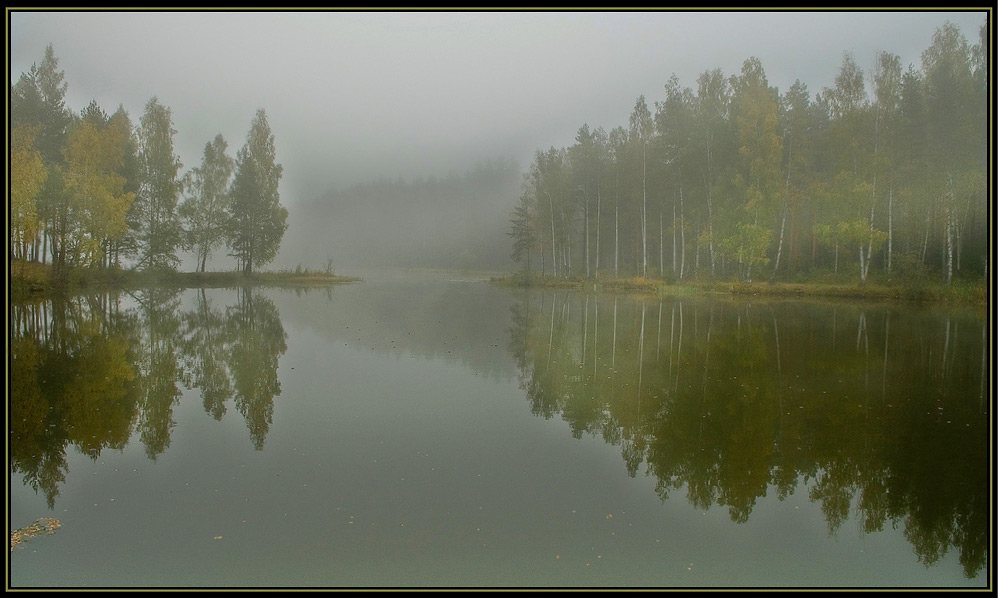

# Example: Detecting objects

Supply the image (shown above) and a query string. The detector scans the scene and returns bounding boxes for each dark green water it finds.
[8,271,989,588]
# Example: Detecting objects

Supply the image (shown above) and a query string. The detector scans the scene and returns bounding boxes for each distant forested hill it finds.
[286,158,521,271]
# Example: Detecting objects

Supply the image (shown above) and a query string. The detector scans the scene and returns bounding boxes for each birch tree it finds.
[628,96,654,277]
[10,126,47,260]
[132,97,183,271]
[226,109,287,275]
[180,134,235,272]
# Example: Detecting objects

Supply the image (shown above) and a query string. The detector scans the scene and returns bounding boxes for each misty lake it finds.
[8,270,989,588]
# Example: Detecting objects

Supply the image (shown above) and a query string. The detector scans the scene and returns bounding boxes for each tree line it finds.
[508,21,988,285]
[10,44,288,276]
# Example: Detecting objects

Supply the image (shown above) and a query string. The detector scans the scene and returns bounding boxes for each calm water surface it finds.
[8,271,990,588]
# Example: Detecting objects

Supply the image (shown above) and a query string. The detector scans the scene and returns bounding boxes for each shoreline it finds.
[489,273,989,308]
[9,260,360,301]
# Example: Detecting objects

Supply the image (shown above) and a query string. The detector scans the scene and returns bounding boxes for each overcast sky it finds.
[8,9,988,209]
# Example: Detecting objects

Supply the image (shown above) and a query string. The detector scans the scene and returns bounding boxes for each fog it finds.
[8,9,987,272]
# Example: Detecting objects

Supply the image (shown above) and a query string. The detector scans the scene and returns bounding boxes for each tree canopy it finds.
[509,21,987,286]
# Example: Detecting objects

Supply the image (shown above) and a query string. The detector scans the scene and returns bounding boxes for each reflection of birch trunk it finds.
[947,321,958,380]
[771,308,781,431]
[582,294,589,367]
[674,301,684,394]
[593,296,598,378]
[856,310,867,347]
[656,300,662,362]
[612,296,618,368]
[772,310,781,378]
[704,306,714,391]
[832,308,837,351]
[638,301,646,400]
[882,312,890,400]
[547,294,555,369]
[857,311,869,390]
[669,303,676,377]
[941,317,950,381]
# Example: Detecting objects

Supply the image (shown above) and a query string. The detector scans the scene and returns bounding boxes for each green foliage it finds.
[226,109,287,275]
[180,134,234,272]
[132,97,183,271]
[505,20,985,289]
[63,112,135,268]
[10,126,47,259]
[717,222,773,281]
[508,191,536,273]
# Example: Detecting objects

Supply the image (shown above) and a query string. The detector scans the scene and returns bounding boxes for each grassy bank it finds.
[490,272,988,307]
[9,260,360,300]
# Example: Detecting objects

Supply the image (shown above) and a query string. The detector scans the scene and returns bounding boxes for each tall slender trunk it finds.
[705,135,715,276]
[672,199,677,275]
[945,174,954,285]
[887,185,894,280]
[863,198,876,282]
[584,191,590,279]
[772,136,792,282]
[641,144,648,277]
[546,191,557,278]
[679,185,686,279]
[614,162,619,278]
[771,206,787,282]
[595,182,601,279]
[659,205,664,277]
[859,245,866,283]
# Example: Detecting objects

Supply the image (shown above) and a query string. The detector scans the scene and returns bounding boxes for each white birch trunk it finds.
[771,205,787,282]
[659,206,664,277]
[887,185,894,280]
[679,185,686,279]
[642,144,648,277]
[672,200,677,275]
[547,191,557,278]
[595,185,601,279]
[584,194,590,280]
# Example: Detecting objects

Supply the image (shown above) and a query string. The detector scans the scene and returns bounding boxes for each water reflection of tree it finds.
[225,287,287,450]
[132,287,184,460]
[507,292,988,578]
[179,288,233,420]
[10,286,288,507]
[10,295,141,507]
